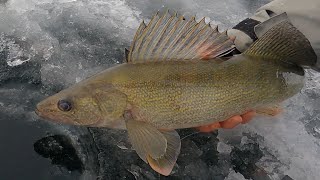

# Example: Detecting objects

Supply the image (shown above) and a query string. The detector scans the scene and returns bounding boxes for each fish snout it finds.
[34,100,57,119]
[35,101,49,117]
[35,103,45,117]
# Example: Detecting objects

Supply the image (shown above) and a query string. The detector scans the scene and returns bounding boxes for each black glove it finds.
[227,10,274,53]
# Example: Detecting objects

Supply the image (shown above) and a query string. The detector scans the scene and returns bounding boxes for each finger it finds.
[219,115,243,129]
[240,110,256,124]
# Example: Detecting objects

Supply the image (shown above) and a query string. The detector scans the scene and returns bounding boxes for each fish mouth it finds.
[35,107,42,117]
[35,103,47,118]
[35,108,40,115]
[34,104,53,120]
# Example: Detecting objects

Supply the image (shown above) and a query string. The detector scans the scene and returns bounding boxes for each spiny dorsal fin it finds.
[127,11,235,63]
[127,19,147,63]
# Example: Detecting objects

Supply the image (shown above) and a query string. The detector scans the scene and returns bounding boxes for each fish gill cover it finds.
[0,0,319,180]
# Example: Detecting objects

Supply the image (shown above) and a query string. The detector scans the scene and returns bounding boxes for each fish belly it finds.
[110,56,304,129]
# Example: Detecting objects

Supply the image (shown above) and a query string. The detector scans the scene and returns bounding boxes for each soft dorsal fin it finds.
[127,10,235,63]
[244,13,317,67]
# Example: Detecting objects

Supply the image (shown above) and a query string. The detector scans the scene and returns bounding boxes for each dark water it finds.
[0,119,82,180]
[0,81,82,179]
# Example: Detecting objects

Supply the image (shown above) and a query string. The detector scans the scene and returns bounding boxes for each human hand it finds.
[196,111,256,132]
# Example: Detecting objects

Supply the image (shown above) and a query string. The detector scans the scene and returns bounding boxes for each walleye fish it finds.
[35,11,317,176]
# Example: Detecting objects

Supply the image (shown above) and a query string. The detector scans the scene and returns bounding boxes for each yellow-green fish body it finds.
[88,55,304,129]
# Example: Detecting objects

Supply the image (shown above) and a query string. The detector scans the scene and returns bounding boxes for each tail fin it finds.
[243,13,317,67]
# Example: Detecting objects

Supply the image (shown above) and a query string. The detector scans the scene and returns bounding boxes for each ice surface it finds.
[1,0,320,180]
[1,0,143,89]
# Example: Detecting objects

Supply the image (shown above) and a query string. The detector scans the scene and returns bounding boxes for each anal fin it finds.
[256,104,283,116]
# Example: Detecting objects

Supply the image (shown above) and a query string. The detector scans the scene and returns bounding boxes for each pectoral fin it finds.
[124,111,181,176]
[146,130,181,176]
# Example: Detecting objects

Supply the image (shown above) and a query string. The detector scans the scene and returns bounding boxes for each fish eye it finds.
[57,99,72,112]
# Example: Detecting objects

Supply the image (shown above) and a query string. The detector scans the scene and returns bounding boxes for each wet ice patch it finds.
[0,33,33,66]
[225,169,246,180]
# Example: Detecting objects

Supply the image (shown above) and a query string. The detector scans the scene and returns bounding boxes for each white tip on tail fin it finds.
[244,13,317,68]
[126,10,235,63]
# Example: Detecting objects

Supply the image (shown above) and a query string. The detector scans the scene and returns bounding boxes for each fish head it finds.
[35,83,127,127]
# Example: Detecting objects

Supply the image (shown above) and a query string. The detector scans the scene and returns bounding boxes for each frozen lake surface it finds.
[1,0,320,179]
